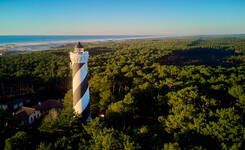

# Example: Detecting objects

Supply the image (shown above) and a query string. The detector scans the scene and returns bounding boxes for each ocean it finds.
[0,35,166,52]
[0,35,157,45]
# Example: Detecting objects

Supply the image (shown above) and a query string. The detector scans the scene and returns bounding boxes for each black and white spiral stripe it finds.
[72,62,90,121]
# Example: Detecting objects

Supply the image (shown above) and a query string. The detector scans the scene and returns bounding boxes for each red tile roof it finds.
[16,106,35,116]
[15,111,29,120]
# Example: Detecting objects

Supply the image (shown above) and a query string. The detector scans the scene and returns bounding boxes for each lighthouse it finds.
[70,42,90,121]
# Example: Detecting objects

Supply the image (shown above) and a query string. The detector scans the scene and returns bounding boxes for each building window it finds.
[14,104,18,109]
[19,103,23,107]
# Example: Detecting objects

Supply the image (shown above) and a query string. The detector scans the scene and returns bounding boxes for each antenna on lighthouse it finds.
[70,42,90,121]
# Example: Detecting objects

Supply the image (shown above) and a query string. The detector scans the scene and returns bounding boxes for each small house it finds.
[6,98,31,111]
[15,106,41,125]
[14,99,63,126]
[33,99,63,115]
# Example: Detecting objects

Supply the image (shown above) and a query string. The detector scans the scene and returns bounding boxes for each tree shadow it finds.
[157,48,241,67]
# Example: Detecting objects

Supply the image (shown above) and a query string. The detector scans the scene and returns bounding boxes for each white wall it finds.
[0,105,8,110]
[28,110,41,124]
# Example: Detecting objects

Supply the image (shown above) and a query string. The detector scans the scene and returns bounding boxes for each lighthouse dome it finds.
[75,42,84,48]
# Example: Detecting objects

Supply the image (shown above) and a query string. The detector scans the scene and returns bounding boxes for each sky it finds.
[0,0,245,35]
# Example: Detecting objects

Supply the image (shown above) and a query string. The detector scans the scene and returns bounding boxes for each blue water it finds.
[0,35,157,45]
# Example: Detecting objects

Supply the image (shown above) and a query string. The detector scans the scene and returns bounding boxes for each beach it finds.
[0,35,166,55]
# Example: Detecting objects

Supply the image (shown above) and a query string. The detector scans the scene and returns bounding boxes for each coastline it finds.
[1,35,162,46]
[0,36,165,54]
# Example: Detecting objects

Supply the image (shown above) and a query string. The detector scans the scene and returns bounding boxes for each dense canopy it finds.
[0,36,245,149]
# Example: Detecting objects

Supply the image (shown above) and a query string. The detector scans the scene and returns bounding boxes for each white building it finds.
[15,99,63,126]
[0,103,8,110]
[15,106,41,125]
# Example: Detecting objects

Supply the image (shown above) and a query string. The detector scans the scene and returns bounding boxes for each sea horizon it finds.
[0,35,170,52]
[1,34,244,52]
[0,35,168,46]
[1,33,244,45]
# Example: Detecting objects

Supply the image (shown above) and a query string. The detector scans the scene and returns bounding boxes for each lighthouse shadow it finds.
[157,48,241,67]
[87,47,113,56]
